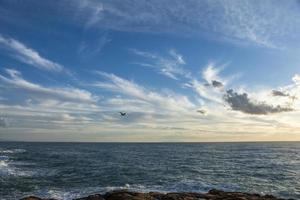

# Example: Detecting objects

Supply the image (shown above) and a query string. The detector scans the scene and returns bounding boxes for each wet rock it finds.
[154,192,206,200]
[21,189,293,200]
[205,189,288,200]
[74,194,105,200]
[104,190,155,200]
[20,196,57,200]
[20,197,43,200]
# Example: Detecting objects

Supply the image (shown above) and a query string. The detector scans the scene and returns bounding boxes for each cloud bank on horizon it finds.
[0,0,300,141]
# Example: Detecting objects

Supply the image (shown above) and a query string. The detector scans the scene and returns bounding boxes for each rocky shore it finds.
[20,189,293,200]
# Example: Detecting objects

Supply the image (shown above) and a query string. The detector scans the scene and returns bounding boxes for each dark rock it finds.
[20,189,294,200]
[104,190,155,200]
[155,192,206,200]
[20,196,57,200]
[20,197,43,200]
[74,194,104,200]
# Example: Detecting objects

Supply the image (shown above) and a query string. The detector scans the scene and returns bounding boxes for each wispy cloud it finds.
[78,33,111,56]
[0,69,97,103]
[131,49,191,80]
[0,47,298,140]
[0,35,64,72]
[1,67,299,140]
[0,102,98,133]
[202,64,224,85]
[187,64,230,105]
[93,71,196,113]
[72,0,300,48]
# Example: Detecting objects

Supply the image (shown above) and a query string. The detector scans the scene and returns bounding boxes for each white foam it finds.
[0,160,9,167]
[0,159,15,176]
[0,153,32,177]
[0,149,27,154]
[41,184,151,200]
[0,149,26,154]
[102,184,160,193]
[0,150,14,153]
[47,190,78,200]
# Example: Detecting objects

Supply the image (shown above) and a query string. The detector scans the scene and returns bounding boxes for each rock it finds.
[20,196,57,200]
[20,197,43,200]
[74,194,104,200]
[154,192,206,200]
[20,189,294,200]
[104,190,155,200]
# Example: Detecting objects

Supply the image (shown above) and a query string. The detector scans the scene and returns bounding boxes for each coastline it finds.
[20,189,293,200]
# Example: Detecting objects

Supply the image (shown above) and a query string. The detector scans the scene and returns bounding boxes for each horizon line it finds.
[1,140,300,143]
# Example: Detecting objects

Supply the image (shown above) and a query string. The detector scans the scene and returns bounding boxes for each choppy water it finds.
[0,142,300,200]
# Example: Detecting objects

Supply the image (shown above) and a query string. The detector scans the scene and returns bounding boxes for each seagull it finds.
[119,112,127,116]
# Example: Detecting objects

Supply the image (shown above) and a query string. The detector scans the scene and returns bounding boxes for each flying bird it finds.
[119,112,127,116]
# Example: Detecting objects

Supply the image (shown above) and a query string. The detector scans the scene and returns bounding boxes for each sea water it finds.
[0,142,300,199]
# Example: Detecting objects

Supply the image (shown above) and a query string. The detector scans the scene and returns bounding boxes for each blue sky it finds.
[0,0,300,141]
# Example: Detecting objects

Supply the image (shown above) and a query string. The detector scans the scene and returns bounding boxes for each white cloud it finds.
[0,35,64,72]
[0,103,96,131]
[189,79,224,104]
[131,49,191,80]
[246,74,300,111]
[292,74,300,85]
[202,64,223,84]
[169,49,185,65]
[186,64,230,104]
[76,0,105,28]
[72,0,300,48]
[78,33,111,56]
[93,71,196,114]
[0,115,8,127]
[1,67,299,140]
[0,69,97,103]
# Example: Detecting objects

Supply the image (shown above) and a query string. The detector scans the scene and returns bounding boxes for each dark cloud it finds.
[272,90,289,97]
[197,109,206,114]
[204,80,223,88]
[211,80,223,88]
[224,89,293,115]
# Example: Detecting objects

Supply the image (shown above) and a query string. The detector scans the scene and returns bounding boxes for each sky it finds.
[0,0,300,142]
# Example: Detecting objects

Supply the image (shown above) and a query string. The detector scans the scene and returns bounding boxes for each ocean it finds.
[0,142,299,199]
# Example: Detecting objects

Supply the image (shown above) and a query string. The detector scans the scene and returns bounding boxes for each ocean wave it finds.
[0,152,32,177]
[101,184,150,193]
[0,148,27,154]
[46,190,79,200]
[1,143,299,200]
[0,158,15,176]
